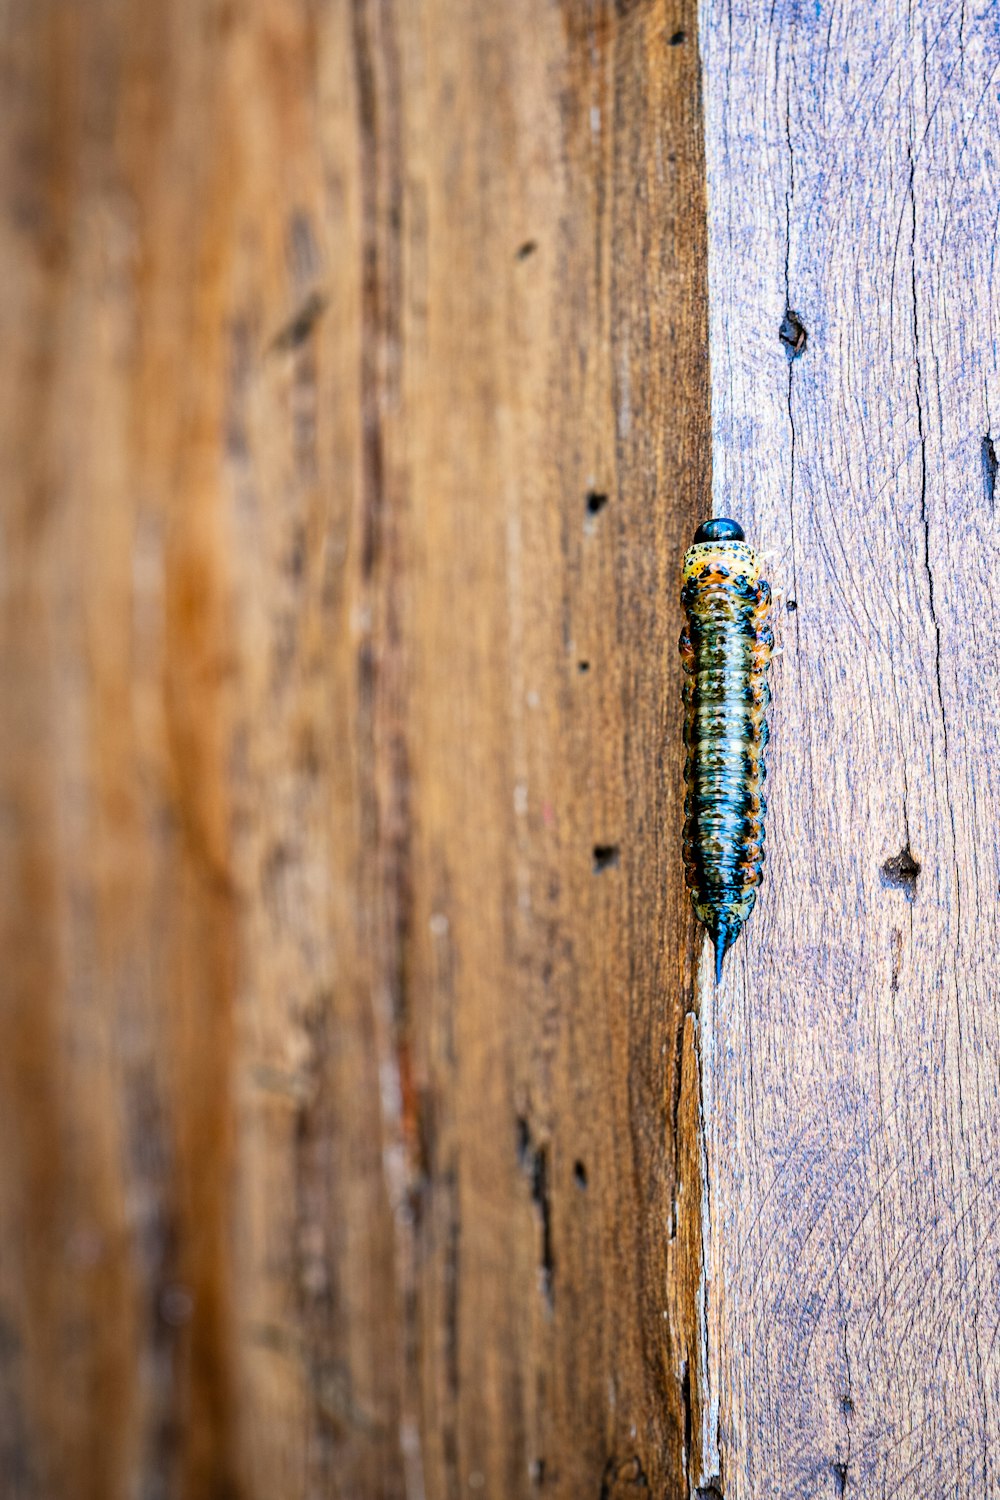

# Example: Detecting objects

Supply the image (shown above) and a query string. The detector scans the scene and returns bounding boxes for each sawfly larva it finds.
[679,518,774,980]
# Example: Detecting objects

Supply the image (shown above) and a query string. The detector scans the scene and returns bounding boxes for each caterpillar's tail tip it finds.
[713,923,737,983]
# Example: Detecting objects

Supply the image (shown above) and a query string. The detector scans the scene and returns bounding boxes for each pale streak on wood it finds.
[700,2,1000,1495]
[670,1002,721,1493]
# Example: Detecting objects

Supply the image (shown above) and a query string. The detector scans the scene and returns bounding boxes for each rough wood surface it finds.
[6,0,994,1495]
[699,2,1000,1495]
[0,1,711,1496]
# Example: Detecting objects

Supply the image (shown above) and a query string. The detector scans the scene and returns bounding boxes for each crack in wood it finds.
[517,1117,555,1311]
[983,434,997,506]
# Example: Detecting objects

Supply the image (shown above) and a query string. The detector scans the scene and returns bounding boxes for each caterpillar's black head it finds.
[693,518,744,544]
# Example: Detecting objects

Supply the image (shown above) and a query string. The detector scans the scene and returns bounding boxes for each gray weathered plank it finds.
[699,3,1000,1494]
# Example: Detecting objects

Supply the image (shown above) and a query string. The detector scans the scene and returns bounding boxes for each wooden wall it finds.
[1,1,997,1498]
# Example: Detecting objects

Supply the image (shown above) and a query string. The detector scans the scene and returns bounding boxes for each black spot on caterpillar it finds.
[679,517,774,980]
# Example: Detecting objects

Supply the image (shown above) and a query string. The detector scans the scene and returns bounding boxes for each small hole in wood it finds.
[573,1160,588,1189]
[668,29,686,45]
[779,308,808,359]
[592,844,620,873]
[786,598,798,612]
[577,660,590,674]
[880,845,920,901]
[586,490,609,517]
[269,289,328,353]
[832,1461,848,1496]
[983,434,997,505]
[516,1115,531,1167]
[516,239,538,261]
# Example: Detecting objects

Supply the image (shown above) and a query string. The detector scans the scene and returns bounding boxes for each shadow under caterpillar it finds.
[679,518,774,980]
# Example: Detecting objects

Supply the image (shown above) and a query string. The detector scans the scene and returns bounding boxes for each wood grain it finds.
[11,0,994,1494]
[401,3,711,1492]
[699,2,1000,1494]
[0,1,710,1496]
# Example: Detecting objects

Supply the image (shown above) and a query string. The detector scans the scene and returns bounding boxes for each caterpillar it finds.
[679,518,774,981]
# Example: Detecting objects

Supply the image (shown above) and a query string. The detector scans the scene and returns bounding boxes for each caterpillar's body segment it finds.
[679,518,773,981]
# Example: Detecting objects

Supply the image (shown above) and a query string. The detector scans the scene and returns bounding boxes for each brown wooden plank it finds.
[0,2,406,1495]
[385,0,711,1492]
[373,0,710,1488]
[699,3,1000,1494]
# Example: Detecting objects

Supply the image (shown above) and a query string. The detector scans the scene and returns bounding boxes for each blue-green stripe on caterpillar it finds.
[679,518,774,981]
